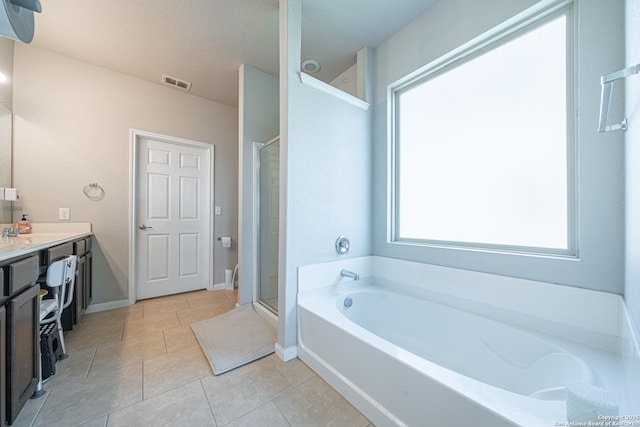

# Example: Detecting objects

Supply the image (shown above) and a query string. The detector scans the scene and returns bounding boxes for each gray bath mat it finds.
[191,304,276,375]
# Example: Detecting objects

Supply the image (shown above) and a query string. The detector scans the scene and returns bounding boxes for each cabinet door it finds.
[1,304,6,427]
[76,255,86,318]
[6,285,39,424]
[45,242,73,265]
[85,251,93,308]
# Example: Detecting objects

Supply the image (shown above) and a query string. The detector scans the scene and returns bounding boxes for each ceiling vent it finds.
[162,74,192,91]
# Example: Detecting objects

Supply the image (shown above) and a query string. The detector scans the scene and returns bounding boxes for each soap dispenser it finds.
[17,214,31,234]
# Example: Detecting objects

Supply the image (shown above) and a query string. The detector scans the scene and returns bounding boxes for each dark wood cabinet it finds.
[73,237,92,320]
[85,250,92,309]
[76,255,86,318]
[1,303,6,427]
[1,233,91,424]
[42,238,94,331]
[6,284,39,424]
[43,242,73,266]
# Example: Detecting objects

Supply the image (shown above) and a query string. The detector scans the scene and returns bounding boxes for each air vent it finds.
[162,74,192,91]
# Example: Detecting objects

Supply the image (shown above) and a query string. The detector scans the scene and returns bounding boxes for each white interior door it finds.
[136,136,212,300]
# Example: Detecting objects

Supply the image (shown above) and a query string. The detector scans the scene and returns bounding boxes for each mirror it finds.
[0,102,11,224]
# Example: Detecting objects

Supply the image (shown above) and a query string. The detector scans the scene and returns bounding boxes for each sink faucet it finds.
[340,269,360,281]
[2,227,29,238]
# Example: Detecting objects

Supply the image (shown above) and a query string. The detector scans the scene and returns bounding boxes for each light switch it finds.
[215,206,222,216]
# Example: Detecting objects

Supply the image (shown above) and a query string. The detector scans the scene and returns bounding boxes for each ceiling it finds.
[30,0,438,107]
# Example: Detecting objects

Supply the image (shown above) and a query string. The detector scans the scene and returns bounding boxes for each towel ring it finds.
[83,183,105,201]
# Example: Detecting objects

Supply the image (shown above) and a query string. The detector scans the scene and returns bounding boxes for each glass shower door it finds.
[258,139,279,313]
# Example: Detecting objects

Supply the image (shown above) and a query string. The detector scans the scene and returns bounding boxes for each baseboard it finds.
[275,342,298,361]
[85,285,230,314]
[85,299,130,314]
[212,282,226,291]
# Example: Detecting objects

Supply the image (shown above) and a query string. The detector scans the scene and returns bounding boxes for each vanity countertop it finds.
[0,222,92,262]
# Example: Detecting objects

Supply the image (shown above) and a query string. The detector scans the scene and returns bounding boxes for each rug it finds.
[191,304,276,375]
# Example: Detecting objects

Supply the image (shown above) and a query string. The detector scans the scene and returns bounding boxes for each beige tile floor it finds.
[13,289,372,427]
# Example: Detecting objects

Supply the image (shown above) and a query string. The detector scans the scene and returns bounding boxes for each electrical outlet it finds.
[59,207,70,220]
[215,206,222,216]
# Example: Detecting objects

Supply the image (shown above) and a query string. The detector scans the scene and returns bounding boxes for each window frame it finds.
[387,4,577,258]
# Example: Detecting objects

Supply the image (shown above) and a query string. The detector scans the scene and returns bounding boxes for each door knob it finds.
[139,224,152,230]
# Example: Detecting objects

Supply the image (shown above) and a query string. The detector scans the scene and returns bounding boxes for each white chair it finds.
[41,255,77,359]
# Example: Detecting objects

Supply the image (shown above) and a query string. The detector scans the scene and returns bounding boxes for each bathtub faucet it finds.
[340,269,360,281]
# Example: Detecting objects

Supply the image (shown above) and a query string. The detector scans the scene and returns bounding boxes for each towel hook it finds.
[598,63,640,133]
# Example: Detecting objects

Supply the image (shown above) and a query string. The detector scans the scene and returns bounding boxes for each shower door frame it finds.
[253,137,280,314]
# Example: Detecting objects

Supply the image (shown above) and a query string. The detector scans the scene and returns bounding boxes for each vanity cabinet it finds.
[0,228,92,424]
[1,298,6,427]
[1,255,40,425]
[41,237,92,331]
[6,285,39,424]
[74,237,92,317]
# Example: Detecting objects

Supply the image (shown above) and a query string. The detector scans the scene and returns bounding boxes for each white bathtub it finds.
[297,266,637,427]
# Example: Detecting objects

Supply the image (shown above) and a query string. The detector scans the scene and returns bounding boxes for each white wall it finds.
[329,63,357,98]
[12,45,238,305]
[279,0,373,356]
[372,0,625,294]
[238,63,279,306]
[625,0,640,336]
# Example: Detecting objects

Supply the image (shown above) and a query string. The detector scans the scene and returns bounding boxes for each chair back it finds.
[46,255,77,311]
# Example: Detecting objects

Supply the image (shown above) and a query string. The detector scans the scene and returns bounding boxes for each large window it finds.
[392,12,573,255]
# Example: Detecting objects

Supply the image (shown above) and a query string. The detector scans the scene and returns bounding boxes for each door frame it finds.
[128,129,215,305]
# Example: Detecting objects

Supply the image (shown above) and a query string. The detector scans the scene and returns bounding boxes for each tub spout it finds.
[340,269,360,281]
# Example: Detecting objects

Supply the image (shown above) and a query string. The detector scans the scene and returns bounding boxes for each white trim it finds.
[275,342,298,361]
[212,282,226,291]
[300,72,370,111]
[85,299,130,314]
[129,129,215,305]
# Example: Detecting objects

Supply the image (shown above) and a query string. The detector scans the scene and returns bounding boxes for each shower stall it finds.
[256,137,279,313]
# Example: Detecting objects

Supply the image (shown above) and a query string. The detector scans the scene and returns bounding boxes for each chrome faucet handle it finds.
[2,227,16,238]
[335,236,350,254]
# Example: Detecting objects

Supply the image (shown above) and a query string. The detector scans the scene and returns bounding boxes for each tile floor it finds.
[13,289,372,427]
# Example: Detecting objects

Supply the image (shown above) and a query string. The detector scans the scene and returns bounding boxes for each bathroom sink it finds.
[0,230,91,261]
[0,235,33,254]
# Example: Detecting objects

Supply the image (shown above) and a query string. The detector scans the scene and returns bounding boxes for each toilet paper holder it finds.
[217,236,232,248]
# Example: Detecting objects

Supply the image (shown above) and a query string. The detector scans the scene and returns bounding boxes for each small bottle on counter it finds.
[16,214,31,234]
